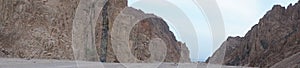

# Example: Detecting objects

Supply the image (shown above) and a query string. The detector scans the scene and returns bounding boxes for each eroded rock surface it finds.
[0,0,79,60]
[209,1,300,68]
[129,17,182,62]
[0,0,190,63]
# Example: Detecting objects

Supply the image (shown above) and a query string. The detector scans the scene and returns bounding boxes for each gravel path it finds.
[0,58,256,68]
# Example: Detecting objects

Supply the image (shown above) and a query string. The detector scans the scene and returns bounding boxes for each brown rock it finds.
[0,0,191,63]
[210,1,300,68]
[0,0,79,60]
[129,15,188,62]
[108,7,190,63]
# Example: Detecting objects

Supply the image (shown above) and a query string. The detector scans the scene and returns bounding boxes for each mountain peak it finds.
[209,2,300,67]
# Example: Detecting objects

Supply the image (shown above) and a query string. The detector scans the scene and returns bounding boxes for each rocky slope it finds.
[209,1,300,68]
[0,0,190,63]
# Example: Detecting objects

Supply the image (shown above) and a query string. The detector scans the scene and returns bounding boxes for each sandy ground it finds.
[0,58,256,68]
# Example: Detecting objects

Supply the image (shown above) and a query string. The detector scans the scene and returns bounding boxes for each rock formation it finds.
[0,0,190,63]
[209,1,300,68]
[109,7,190,63]
[0,0,78,60]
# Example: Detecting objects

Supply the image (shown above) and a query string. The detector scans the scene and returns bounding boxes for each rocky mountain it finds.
[0,0,190,63]
[209,1,300,68]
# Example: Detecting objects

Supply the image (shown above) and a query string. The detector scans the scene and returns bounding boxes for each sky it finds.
[127,0,299,62]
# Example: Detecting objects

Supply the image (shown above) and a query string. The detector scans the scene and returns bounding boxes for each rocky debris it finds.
[209,1,300,68]
[0,0,191,63]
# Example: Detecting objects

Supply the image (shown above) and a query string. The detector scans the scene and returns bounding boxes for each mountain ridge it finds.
[209,1,300,68]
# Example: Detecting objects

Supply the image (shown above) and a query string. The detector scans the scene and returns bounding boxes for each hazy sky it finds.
[127,0,298,62]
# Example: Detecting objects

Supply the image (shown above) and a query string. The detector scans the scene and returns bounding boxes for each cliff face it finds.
[0,0,79,60]
[210,1,300,67]
[124,8,190,62]
[0,0,190,63]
